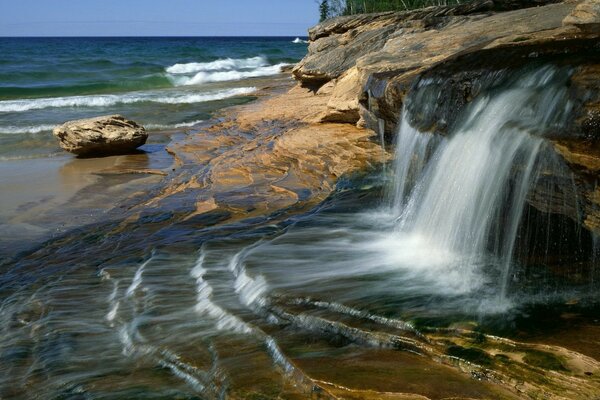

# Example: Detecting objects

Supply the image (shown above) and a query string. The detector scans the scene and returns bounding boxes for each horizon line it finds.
[0,35,310,38]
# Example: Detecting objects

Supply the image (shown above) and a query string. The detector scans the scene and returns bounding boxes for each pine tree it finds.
[319,0,330,22]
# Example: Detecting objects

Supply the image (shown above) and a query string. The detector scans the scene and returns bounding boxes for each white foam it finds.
[0,87,257,112]
[0,124,55,134]
[157,360,206,392]
[265,337,294,374]
[106,280,120,324]
[191,252,252,335]
[0,153,61,161]
[166,56,268,74]
[292,38,309,44]
[169,64,288,86]
[228,251,268,308]
[145,119,204,130]
[126,257,152,297]
[118,325,135,356]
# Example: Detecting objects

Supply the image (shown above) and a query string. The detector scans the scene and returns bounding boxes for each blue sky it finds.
[0,0,319,36]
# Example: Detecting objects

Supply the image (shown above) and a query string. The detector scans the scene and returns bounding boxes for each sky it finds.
[0,0,319,37]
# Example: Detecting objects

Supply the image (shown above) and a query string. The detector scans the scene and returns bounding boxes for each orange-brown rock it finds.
[293,0,600,236]
[142,79,387,222]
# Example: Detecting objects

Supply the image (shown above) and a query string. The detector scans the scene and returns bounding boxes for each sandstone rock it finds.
[292,0,600,239]
[53,115,147,156]
[563,0,600,32]
[293,0,561,86]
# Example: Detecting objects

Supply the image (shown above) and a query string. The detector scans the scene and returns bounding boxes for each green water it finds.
[0,37,307,159]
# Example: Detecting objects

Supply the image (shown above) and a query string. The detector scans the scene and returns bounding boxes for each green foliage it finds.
[324,0,471,17]
[319,0,331,22]
[523,350,567,371]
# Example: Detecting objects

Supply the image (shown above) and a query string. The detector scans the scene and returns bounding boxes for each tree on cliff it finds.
[319,0,330,21]
[322,0,469,16]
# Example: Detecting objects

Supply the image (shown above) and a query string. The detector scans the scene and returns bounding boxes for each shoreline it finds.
[0,72,385,260]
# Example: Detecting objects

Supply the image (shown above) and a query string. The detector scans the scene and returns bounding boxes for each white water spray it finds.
[389,66,573,299]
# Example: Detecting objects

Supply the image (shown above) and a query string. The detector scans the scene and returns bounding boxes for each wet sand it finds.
[0,134,174,259]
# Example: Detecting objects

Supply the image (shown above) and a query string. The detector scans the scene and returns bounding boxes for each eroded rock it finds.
[53,115,147,157]
[563,0,600,32]
[292,0,600,240]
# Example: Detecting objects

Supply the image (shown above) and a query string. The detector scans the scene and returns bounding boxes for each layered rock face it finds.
[53,115,148,156]
[293,0,600,239]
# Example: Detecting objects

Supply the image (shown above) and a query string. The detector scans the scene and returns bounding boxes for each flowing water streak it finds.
[105,280,120,324]
[228,248,269,309]
[378,118,387,177]
[287,296,420,336]
[191,247,303,379]
[388,110,437,213]
[110,255,224,396]
[126,256,153,297]
[390,66,574,300]
[190,250,252,334]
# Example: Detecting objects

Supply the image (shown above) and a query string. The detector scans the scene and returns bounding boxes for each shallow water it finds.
[1,174,598,398]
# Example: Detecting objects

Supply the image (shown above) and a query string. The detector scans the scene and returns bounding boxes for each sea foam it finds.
[166,56,268,74]
[165,56,288,86]
[0,87,256,113]
[0,124,56,134]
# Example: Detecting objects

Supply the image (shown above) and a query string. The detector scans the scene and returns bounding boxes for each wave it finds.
[0,153,61,161]
[0,124,56,134]
[145,120,205,130]
[165,56,289,86]
[292,38,309,44]
[168,64,288,86]
[0,87,257,113]
[0,75,172,100]
[166,56,268,74]
[0,120,206,135]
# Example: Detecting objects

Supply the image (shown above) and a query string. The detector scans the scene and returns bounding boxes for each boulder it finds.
[53,115,147,156]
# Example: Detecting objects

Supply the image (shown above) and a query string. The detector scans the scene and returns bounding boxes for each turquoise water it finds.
[0,37,307,159]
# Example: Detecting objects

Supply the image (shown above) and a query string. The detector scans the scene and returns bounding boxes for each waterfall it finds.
[388,66,574,298]
[377,118,387,178]
[387,110,437,212]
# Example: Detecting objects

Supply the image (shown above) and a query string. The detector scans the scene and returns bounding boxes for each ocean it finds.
[0,36,308,160]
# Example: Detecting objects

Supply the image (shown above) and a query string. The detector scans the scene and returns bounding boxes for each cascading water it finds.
[388,65,575,299]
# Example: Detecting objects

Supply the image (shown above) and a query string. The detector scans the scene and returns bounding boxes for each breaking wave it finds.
[292,38,308,44]
[0,87,257,113]
[145,120,205,130]
[0,124,56,134]
[165,56,288,86]
[0,120,205,135]
[166,56,268,74]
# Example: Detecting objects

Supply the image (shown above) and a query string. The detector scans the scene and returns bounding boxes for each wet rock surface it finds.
[53,114,148,156]
[293,0,600,238]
